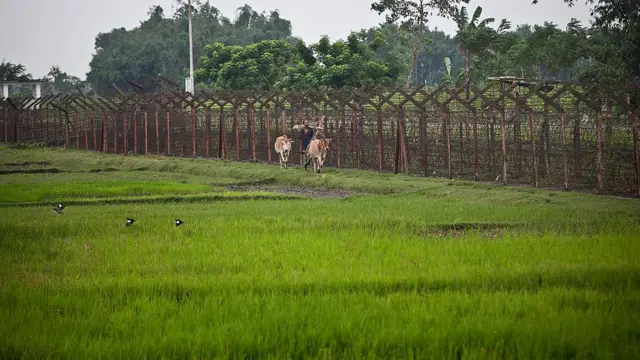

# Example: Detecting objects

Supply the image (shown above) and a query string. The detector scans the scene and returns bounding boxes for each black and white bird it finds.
[175,219,184,227]
[52,203,64,215]
[126,218,136,227]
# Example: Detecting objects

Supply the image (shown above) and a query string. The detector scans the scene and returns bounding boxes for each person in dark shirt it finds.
[299,120,314,170]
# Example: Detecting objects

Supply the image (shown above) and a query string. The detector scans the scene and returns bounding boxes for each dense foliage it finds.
[196,34,404,90]
[86,1,295,95]
[2,0,638,96]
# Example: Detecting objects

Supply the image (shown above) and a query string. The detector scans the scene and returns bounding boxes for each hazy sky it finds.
[0,0,594,79]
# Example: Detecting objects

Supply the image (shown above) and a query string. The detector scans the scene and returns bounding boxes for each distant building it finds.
[1,79,45,99]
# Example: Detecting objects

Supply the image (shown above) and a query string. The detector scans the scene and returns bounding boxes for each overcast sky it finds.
[0,0,595,79]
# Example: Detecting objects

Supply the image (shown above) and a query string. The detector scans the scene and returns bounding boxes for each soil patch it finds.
[2,161,51,167]
[226,184,352,199]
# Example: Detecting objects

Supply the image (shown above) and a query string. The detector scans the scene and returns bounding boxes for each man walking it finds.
[299,120,314,170]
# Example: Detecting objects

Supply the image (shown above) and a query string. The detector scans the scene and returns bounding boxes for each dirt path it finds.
[226,185,352,199]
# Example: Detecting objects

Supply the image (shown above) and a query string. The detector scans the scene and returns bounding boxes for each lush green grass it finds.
[1,145,639,359]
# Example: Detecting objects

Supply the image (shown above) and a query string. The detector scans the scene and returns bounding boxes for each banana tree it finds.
[453,6,510,98]
[442,56,464,86]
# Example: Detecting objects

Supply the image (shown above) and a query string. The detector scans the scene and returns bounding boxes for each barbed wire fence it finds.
[1,77,639,197]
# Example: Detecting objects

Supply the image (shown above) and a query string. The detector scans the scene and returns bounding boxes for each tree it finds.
[370,0,470,88]
[532,0,640,84]
[452,6,510,95]
[196,40,292,90]
[196,33,403,91]
[354,23,414,86]
[44,65,92,95]
[86,1,295,95]
[0,61,32,81]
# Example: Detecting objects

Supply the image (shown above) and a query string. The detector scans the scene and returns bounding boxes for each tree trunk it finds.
[405,45,419,89]
[465,49,471,97]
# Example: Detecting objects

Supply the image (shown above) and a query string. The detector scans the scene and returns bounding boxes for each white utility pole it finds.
[187,0,195,94]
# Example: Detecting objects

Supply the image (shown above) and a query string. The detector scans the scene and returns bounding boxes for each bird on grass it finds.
[126,218,136,227]
[52,203,64,215]
[175,219,184,227]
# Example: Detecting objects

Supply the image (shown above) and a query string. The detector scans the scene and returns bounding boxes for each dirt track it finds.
[226,185,352,199]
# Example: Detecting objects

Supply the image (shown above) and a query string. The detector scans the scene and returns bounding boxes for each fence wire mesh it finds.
[1,80,639,197]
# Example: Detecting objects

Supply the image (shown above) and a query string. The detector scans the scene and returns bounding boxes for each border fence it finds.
[1,78,639,197]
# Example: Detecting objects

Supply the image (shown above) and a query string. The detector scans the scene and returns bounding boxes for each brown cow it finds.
[274,134,294,169]
[302,138,332,173]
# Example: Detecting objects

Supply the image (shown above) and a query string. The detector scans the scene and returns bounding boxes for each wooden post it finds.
[473,109,478,181]
[573,102,582,179]
[377,106,384,172]
[155,110,160,154]
[297,104,303,166]
[338,106,344,168]
[2,110,6,142]
[92,113,97,151]
[561,109,569,190]
[266,105,271,163]
[16,111,21,143]
[101,112,107,152]
[133,111,138,154]
[84,114,89,150]
[65,113,70,149]
[542,103,550,177]
[443,108,452,179]
[630,96,639,197]
[218,108,224,159]
[419,109,426,176]
[123,112,128,155]
[234,106,240,161]
[459,121,463,175]
[400,106,409,173]
[250,104,256,161]
[354,108,360,169]
[114,113,118,153]
[0,111,4,142]
[45,108,49,141]
[144,111,148,155]
[281,108,286,136]
[515,102,522,177]
[166,112,171,155]
[530,109,538,187]
[205,107,211,159]
[75,112,79,149]
[192,107,197,158]
[179,111,184,157]
[489,111,495,176]
[394,115,400,174]
[501,105,507,184]
[596,111,602,191]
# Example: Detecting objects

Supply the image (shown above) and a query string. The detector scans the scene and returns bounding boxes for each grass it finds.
[0,145,639,359]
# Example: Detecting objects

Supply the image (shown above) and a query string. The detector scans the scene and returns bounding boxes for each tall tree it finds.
[44,65,92,95]
[196,40,292,90]
[452,6,510,96]
[86,1,295,95]
[532,0,640,84]
[370,0,470,88]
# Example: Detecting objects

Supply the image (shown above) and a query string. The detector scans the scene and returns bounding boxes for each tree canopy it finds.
[196,32,406,91]
[86,1,296,95]
[3,0,639,98]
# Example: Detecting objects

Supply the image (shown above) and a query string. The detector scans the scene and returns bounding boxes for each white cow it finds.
[274,134,294,169]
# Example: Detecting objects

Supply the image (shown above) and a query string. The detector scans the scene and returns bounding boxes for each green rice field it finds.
[0,145,639,359]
